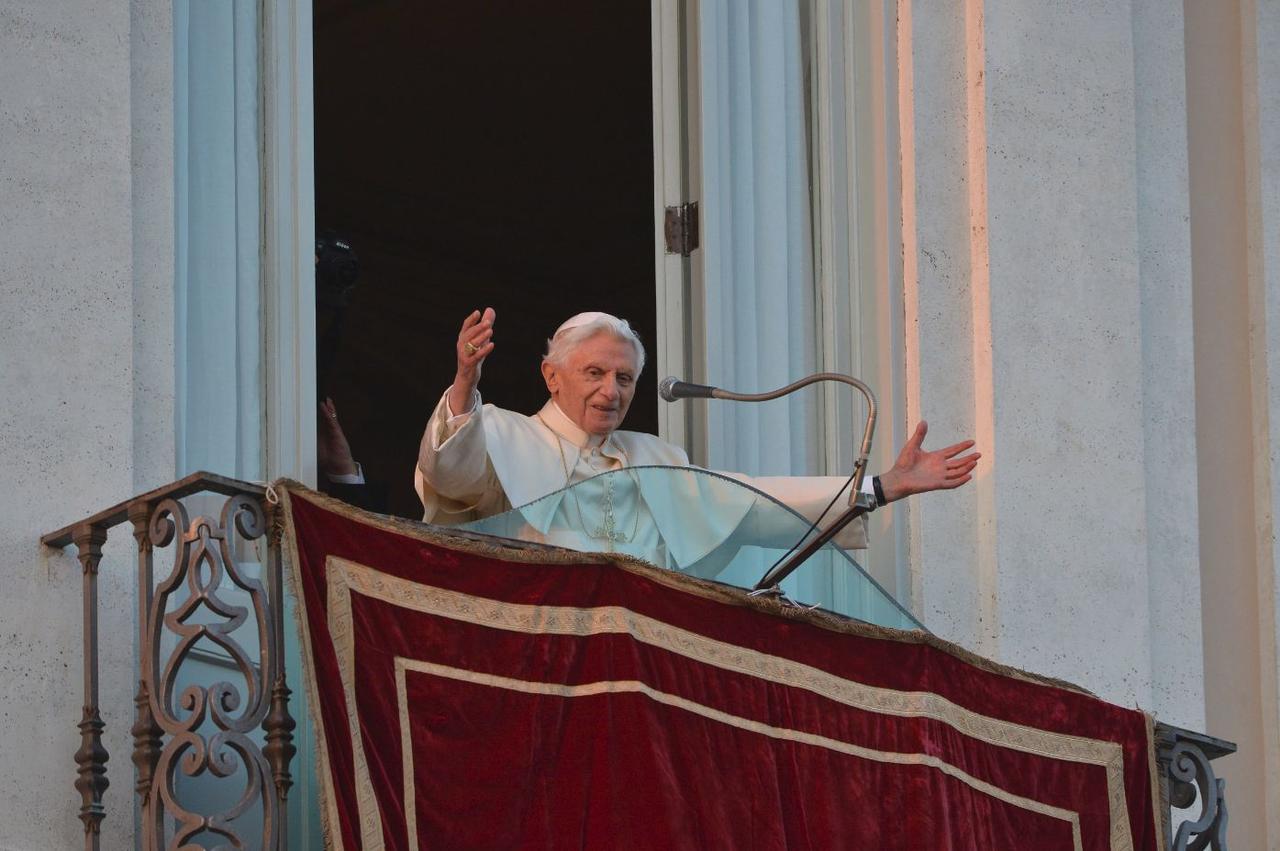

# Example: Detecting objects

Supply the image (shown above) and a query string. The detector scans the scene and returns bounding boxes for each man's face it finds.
[541,332,639,436]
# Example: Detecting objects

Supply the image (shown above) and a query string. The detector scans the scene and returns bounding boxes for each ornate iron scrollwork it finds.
[144,494,279,849]
[43,473,295,850]
[1156,722,1236,851]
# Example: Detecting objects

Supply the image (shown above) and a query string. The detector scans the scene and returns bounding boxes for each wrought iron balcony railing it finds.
[42,472,1236,850]
[43,472,295,850]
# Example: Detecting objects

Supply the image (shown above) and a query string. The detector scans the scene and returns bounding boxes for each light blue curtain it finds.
[700,0,819,478]
[171,2,296,846]
[174,0,263,481]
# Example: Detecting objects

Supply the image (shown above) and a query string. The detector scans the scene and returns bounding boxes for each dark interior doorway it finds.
[313,1,657,518]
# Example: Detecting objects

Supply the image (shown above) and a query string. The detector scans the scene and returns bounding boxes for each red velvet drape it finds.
[281,486,1161,851]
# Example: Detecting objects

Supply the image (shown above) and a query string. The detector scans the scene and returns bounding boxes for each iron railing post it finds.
[71,523,109,851]
[262,502,297,849]
[127,501,163,850]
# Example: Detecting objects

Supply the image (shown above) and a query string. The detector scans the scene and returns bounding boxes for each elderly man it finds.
[415,308,978,568]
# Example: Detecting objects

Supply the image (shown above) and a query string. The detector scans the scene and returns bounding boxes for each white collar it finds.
[537,399,609,450]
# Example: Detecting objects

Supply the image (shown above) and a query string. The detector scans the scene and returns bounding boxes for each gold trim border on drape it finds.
[328,555,1130,850]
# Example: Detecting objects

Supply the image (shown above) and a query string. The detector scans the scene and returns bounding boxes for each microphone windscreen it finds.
[659,378,717,401]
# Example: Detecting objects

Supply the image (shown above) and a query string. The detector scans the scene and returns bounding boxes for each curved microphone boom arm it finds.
[659,373,877,591]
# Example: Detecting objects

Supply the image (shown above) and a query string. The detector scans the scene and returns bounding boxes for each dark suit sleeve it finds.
[318,479,390,515]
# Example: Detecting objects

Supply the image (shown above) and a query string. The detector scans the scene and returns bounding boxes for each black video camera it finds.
[316,230,361,309]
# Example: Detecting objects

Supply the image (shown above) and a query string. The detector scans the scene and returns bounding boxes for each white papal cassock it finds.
[414,389,868,574]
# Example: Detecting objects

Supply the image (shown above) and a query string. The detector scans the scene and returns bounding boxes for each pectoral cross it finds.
[593,475,623,550]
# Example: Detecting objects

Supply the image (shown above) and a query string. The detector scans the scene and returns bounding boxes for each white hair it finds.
[543,314,646,374]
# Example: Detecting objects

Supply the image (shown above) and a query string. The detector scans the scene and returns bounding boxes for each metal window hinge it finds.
[664,202,699,256]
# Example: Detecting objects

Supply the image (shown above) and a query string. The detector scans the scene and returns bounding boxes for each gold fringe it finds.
[277,487,343,851]
[1147,713,1169,851]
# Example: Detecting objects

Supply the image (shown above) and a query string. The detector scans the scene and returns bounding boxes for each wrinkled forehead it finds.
[563,330,641,370]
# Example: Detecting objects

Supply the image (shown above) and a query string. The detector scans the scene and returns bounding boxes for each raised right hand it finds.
[317,397,358,477]
[876,420,979,503]
[449,307,495,414]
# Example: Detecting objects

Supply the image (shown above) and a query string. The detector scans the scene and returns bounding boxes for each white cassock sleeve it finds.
[722,474,870,551]
[415,389,508,523]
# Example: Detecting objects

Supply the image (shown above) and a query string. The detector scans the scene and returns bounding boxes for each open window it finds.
[311,1,661,518]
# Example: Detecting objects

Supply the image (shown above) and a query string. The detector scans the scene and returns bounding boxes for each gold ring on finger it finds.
[464,342,479,355]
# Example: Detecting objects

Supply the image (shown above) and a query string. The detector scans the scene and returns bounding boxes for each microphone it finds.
[658,377,717,401]
[656,372,881,592]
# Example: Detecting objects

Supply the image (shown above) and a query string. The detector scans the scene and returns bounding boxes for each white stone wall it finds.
[904,0,1278,845]
[1249,0,1280,842]
[906,0,1205,721]
[0,0,173,847]
[902,0,991,657]
[1130,0,1203,736]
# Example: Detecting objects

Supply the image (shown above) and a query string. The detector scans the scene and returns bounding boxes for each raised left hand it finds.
[877,420,979,503]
